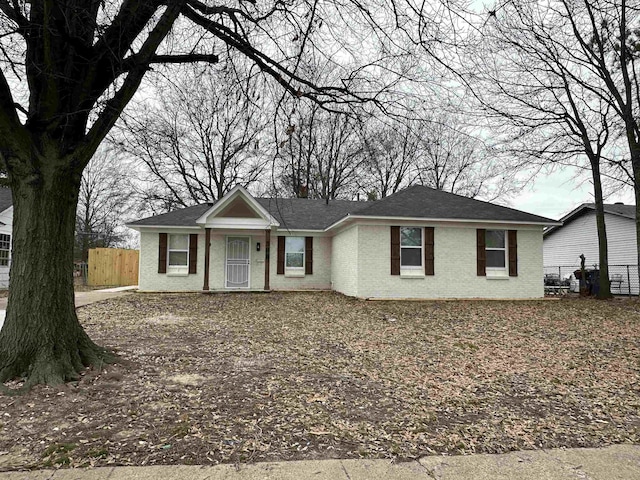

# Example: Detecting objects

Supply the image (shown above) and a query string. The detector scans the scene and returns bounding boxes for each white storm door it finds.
[226,237,250,288]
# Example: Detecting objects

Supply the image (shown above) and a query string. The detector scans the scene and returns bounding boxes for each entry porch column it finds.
[203,227,211,291]
[264,228,271,291]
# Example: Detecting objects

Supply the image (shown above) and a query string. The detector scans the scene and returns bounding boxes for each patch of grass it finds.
[453,341,479,351]
[42,443,76,458]
[87,447,109,459]
[41,443,76,467]
[171,423,191,438]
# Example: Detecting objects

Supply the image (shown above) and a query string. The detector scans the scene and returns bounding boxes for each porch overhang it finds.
[195,186,280,229]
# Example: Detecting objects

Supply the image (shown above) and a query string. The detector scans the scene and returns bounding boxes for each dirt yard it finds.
[1,292,639,469]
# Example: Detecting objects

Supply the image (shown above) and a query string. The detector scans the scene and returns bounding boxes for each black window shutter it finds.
[477,229,486,276]
[508,230,518,277]
[424,227,434,275]
[391,226,400,275]
[277,236,285,274]
[189,234,198,274]
[158,233,167,274]
[305,237,313,275]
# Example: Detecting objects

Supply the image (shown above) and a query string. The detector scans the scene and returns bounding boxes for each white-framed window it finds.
[168,234,189,271]
[285,237,305,269]
[486,230,506,269]
[0,234,9,267]
[400,227,422,269]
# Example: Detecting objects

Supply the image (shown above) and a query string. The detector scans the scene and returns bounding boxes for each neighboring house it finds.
[543,203,638,294]
[127,185,558,299]
[0,187,12,288]
[544,203,636,266]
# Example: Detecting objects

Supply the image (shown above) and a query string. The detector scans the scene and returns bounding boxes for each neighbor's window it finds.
[168,234,189,267]
[0,234,9,266]
[285,237,305,268]
[486,230,506,268]
[400,227,422,269]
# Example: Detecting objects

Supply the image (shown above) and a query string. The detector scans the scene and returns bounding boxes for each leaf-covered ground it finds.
[1,292,639,469]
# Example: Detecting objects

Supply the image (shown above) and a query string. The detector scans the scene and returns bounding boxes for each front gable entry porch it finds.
[195,186,279,292]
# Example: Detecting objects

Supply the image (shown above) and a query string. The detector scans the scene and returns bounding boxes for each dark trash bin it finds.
[589,269,600,295]
[574,268,599,295]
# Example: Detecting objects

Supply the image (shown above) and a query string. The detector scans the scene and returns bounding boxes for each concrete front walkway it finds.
[0,286,136,330]
[73,286,137,308]
[0,286,136,311]
[0,445,638,479]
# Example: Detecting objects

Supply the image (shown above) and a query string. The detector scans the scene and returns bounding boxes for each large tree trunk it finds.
[0,165,114,389]
[626,136,640,297]
[635,172,640,297]
[591,160,612,299]
[633,151,640,297]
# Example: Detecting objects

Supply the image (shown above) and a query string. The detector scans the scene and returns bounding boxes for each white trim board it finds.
[195,186,280,227]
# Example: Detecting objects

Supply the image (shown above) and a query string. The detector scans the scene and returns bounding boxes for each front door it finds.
[226,236,250,288]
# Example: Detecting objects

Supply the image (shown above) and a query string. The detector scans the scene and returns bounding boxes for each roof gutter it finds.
[324,214,561,232]
[125,224,203,232]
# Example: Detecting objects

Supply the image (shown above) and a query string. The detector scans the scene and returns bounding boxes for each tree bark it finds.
[0,163,114,389]
[591,160,612,299]
[621,126,640,297]
[633,149,640,297]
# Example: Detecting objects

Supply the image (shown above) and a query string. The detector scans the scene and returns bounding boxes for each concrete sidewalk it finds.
[1,444,638,479]
[0,287,136,330]
[73,286,137,308]
[0,286,136,311]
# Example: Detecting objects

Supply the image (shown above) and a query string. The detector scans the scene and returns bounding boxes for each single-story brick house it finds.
[127,185,559,299]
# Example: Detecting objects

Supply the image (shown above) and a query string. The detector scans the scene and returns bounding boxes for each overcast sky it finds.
[510,167,635,221]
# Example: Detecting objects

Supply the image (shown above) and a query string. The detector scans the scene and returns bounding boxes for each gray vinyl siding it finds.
[543,211,637,267]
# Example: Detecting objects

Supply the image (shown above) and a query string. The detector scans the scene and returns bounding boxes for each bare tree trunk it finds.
[591,160,612,299]
[0,164,114,389]
[632,150,640,296]
[618,125,640,296]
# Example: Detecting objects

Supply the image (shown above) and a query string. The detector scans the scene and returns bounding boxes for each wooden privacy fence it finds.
[88,248,139,287]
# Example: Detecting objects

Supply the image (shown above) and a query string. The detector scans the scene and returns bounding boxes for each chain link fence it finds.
[74,261,88,286]
[544,264,639,296]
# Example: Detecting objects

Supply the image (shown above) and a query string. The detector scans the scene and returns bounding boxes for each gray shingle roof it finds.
[601,203,635,219]
[128,185,557,230]
[128,204,212,227]
[127,198,365,230]
[0,187,12,213]
[353,185,555,224]
[256,197,363,230]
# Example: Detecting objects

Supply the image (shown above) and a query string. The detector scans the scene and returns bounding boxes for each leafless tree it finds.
[75,149,131,262]
[0,0,430,388]
[412,115,514,202]
[461,0,626,297]
[114,63,269,211]
[278,101,365,201]
[359,119,418,199]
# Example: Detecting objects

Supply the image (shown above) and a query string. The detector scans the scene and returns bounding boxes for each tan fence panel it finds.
[88,248,139,287]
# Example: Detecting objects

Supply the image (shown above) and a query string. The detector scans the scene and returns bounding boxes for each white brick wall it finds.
[139,230,204,291]
[331,226,358,296]
[139,230,329,291]
[0,207,12,289]
[139,223,544,298]
[355,224,544,299]
[270,234,332,290]
[208,233,267,290]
